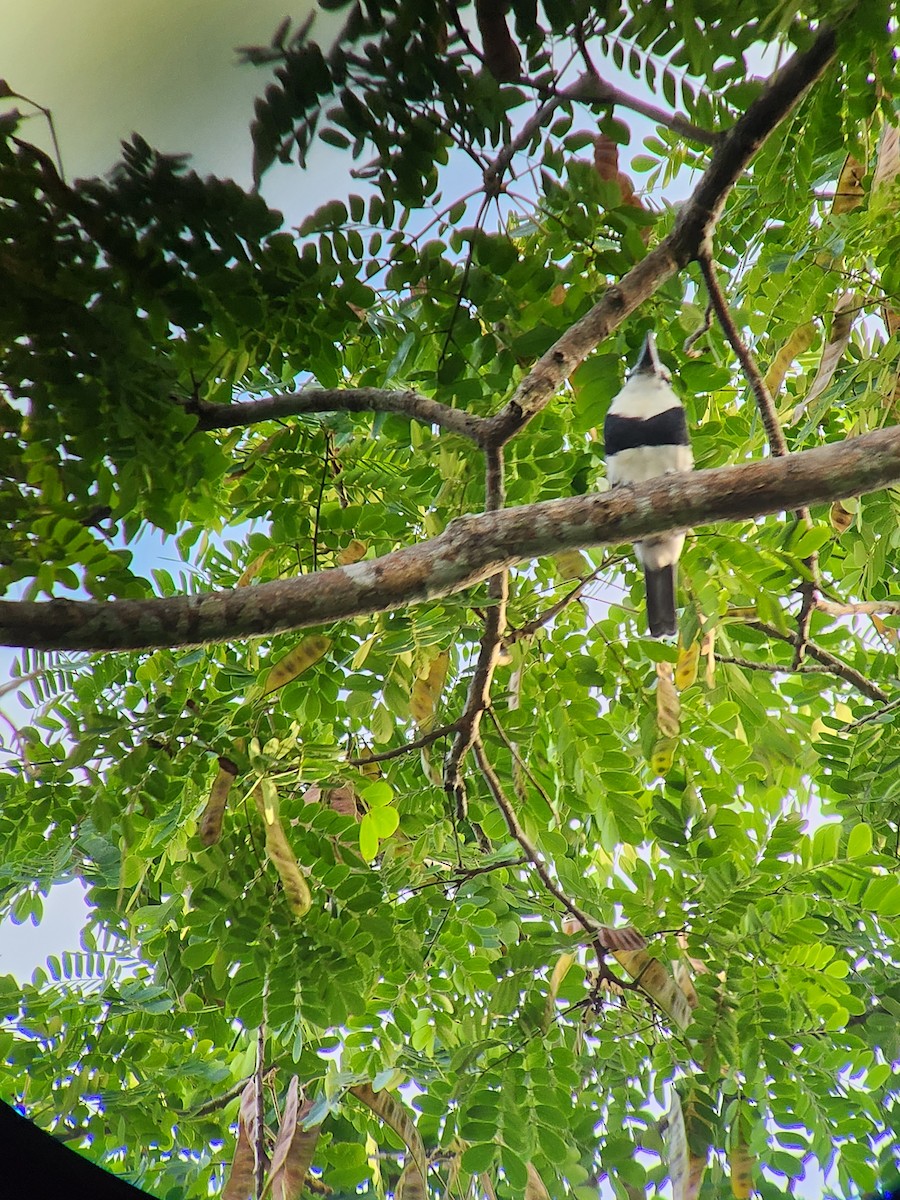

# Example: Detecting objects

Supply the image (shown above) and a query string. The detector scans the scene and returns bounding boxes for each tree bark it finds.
[1,425,897,652]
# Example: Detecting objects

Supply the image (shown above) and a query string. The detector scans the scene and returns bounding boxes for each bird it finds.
[604,331,693,638]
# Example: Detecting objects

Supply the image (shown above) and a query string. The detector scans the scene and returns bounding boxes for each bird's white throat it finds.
[608,374,680,421]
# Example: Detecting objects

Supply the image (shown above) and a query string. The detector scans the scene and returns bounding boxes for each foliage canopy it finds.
[2,2,900,1199]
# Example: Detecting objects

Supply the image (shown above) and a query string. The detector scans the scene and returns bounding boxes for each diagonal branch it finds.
[505,571,599,645]
[716,654,832,675]
[347,722,459,766]
[749,621,888,703]
[472,735,641,947]
[697,245,821,665]
[2,424,899,653]
[184,386,487,444]
[697,248,789,457]
[481,25,838,447]
[560,71,717,147]
[444,445,509,816]
[483,94,566,196]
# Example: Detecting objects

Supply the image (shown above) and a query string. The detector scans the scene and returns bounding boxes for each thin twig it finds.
[815,598,900,617]
[505,572,599,644]
[792,583,818,669]
[311,441,330,573]
[485,707,555,815]
[716,654,831,674]
[438,194,489,369]
[750,621,888,702]
[9,90,66,178]
[444,444,509,818]
[347,722,459,766]
[190,1070,277,1118]
[483,95,566,195]
[400,856,528,896]
[482,33,588,195]
[560,71,718,148]
[683,303,713,357]
[843,696,900,730]
[698,245,821,665]
[472,735,631,945]
[255,1006,267,1199]
[324,429,348,508]
[697,246,788,455]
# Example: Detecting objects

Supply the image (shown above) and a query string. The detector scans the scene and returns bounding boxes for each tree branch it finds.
[561,71,718,147]
[2,425,898,652]
[186,386,487,444]
[716,654,832,675]
[815,598,900,618]
[749,620,888,703]
[505,572,598,645]
[444,445,508,816]
[481,25,838,446]
[697,245,821,665]
[472,736,640,947]
[401,856,528,896]
[347,722,459,766]
[697,248,788,457]
[483,95,565,196]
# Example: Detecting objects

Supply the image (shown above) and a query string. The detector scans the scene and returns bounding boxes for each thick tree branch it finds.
[2,425,898,653]
[186,387,487,444]
[482,25,838,445]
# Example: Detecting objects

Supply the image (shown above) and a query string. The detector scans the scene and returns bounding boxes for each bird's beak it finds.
[632,332,661,375]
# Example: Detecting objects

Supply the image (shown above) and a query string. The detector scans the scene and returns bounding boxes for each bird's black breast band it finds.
[604,407,689,455]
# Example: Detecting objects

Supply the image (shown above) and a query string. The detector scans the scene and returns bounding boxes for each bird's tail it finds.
[644,565,677,638]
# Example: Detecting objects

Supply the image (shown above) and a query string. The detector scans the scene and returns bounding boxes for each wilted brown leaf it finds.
[199,757,239,846]
[269,1076,322,1200]
[656,660,681,738]
[613,949,693,1030]
[222,1079,264,1200]
[350,1084,427,1186]
[409,650,449,730]
[261,636,332,697]
[254,782,312,919]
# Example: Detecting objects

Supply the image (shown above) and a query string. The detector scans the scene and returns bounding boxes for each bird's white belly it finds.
[606,443,693,485]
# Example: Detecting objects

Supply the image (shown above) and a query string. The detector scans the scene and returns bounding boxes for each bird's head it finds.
[630,331,672,384]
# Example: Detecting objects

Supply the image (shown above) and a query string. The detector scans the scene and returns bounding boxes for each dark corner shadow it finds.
[0,1101,158,1199]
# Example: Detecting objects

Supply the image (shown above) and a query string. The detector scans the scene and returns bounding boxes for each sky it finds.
[0,0,347,210]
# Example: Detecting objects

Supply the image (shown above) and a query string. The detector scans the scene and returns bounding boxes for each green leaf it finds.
[368,806,399,838]
[846,822,872,858]
[359,813,380,862]
[461,1144,496,1174]
[862,877,900,918]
